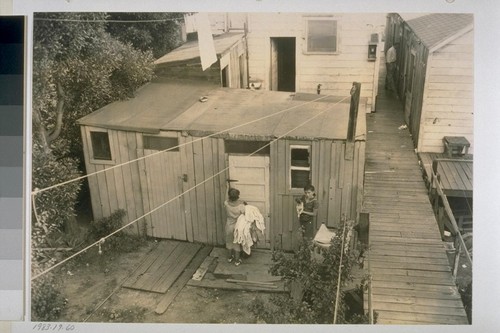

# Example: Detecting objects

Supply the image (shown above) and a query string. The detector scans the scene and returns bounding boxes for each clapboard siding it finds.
[246,13,385,112]
[388,13,473,154]
[419,30,474,153]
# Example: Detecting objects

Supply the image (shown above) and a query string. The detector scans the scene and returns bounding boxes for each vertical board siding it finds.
[215,138,226,245]
[202,139,216,245]
[192,139,208,243]
[110,131,130,233]
[81,126,102,220]
[83,128,365,251]
[117,131,138,234]
[180,135,196,242]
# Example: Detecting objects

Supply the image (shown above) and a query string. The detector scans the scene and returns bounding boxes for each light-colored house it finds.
[183,12,387,112]
[386,13,474,153]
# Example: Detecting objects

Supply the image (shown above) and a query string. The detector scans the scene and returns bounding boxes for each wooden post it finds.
[345,82,361,160]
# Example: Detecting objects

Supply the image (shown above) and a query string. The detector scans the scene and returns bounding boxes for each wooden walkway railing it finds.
[363,92,469,324]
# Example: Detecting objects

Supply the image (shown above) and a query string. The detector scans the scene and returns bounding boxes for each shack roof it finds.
[78,79,366,141]
[405,13,473,51]
[154,33,244,66]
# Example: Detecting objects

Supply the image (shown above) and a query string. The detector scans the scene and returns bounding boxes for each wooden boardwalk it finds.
[364,92,469,324]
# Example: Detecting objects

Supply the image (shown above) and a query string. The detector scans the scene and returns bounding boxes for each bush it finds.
[250,222,370,324]
[88,209,145,253]
[31,273,66,321]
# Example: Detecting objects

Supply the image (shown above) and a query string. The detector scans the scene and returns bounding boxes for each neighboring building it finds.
[386,13,474,153]
[154,32,248,89]
[77,79,367,251]
[245,13,386,113]
[183,12,387,112]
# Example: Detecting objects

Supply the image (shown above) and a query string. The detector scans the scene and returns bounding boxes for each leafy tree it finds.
[250,221,371,324]
[32,12,178,320]
[106,12,184,59]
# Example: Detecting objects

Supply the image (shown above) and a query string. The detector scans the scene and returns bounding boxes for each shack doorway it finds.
[228,155,271,249]
[270,37,296,92]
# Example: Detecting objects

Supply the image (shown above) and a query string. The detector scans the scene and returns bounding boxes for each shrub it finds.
[250,222,370,324]
[31,272,66,321]
[87,209,145,253]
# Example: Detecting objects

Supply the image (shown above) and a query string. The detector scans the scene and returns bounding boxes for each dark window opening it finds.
[291,147,310,167]
[291,170,310,189]
[290,146,311,189]
[143,136,179,151]
[225,140,270,155]
[90,131,112,161]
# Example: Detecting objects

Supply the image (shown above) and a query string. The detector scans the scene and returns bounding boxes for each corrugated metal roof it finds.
[405,13,473,50]
[78,79,366,141]
[154,33,244,65]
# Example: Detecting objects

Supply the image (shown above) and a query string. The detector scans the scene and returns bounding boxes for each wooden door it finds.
[228,155,271,249]
[142,149,186,240]
[270,39,278,91]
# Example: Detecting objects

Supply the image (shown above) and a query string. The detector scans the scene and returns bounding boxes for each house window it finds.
[143,135,179,151]
[90,131,112,161]
[306,19,338,53]
[290,145,311,189]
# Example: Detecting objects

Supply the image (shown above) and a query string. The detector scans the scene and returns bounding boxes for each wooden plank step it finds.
[371,294,464,307]
[368,244,448,255]
[371,286,461,300]
[371,274,455,286]
[151,243,202,293]
[375,310,468,325]
[122,241,178,289]
[369,267,453,279]
[369,254,450,266]
[369,260,452,272]
[154,245,213,314]
[370,280,459,293]
[372,301,466,316]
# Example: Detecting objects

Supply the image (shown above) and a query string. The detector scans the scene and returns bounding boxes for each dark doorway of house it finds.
[270,37,296,92]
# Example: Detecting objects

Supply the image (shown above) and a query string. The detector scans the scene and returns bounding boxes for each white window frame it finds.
[87,127,115,165]
[289,144,311,191]
[304,16,341,55]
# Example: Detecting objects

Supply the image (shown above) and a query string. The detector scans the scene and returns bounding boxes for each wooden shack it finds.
[154,32,248,89]
[386,13,474,153]
[77,79,366,251]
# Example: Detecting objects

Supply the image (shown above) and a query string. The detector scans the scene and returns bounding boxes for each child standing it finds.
[224,188,245,266]
[296,184,319,240]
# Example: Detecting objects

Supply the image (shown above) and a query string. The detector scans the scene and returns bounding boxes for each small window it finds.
[143,135,179,151]
[90,131,112,160]
[306,19,338,53]
[290,145,311,189]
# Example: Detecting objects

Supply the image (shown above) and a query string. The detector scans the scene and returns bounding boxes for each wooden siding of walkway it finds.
[364,92,469,324]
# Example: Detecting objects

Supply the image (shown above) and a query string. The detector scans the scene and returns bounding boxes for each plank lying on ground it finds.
[192,255,216,281]
[155,245,213,314]
[226,278,278,287]
[187,273,287,293]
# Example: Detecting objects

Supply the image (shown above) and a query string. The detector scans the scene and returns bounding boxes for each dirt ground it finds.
[56,239,271,324]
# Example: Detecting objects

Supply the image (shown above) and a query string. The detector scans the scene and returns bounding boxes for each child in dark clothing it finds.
[295,184,319,240]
